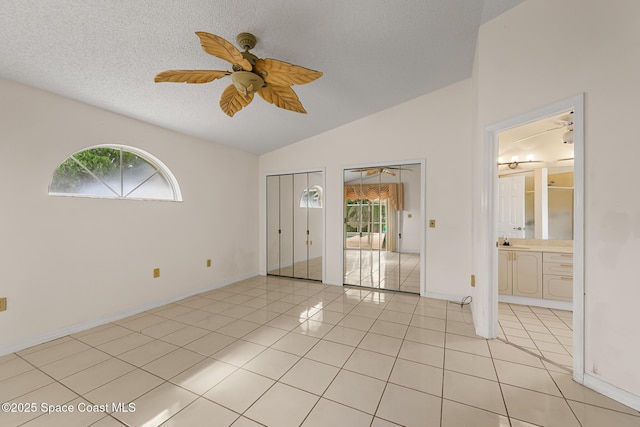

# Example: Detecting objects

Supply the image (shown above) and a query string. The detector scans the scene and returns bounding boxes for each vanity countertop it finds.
[498,245,573,254]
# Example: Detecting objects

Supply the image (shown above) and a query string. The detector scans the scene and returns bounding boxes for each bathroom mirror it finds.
[498,167,573,241]
[497,110,574,241]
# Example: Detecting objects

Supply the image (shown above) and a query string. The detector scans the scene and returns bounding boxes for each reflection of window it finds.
[345,199,386,233]
[300,185,323,208]
[49,145,182,201]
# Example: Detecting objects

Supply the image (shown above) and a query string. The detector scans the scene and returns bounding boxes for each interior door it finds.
[267,171,323,281]
[344,170,363,286]
[266,175,281,275]
[279,174,294,276]
[307,172,323,280]
[293,173,309,278]
[361,171,381,288]
[498,175,526,239]
[343,163,421,294]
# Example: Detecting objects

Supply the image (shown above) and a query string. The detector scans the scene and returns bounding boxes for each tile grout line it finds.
[486,335,514,425]
[439,302,449,427]
[12,338,134,426]
[368,291,419,426]
[10,278,636,426]
[530,306,573,360]
[496,337,572,375]
[502,303,573,369]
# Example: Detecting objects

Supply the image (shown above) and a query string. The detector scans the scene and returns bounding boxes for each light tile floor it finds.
[344,251,420,294]
[1,276,638,426]
[498,303,574,370]
[268,257,322,282]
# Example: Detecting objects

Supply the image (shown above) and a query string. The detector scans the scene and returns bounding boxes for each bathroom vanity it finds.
[498,242,573,304]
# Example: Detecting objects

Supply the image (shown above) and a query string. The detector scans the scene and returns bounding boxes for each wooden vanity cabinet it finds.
[499,249,573,302]
[498,250,543,298]
[512,251,543,298]
[542,252,573,301]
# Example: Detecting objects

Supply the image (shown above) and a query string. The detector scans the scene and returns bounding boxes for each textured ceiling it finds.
[0,0,523,154]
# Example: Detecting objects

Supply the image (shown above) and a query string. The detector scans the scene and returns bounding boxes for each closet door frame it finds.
[342,160,426,295]
[265,168,325,282]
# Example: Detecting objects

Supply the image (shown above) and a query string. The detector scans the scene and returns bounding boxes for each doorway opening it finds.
[342,162,423,294]
[483,94,584,382]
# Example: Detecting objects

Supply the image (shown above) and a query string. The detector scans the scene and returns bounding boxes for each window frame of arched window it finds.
[48,144,182,201]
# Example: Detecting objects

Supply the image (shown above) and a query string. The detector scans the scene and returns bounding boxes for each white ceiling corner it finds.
[0,0,524,154]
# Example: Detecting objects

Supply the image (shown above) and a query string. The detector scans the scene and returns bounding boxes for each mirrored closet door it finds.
[343,164,421,294]
[267,171,323,281]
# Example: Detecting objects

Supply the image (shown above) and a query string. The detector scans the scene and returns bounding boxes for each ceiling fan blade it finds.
[257,85,307,114]
[365,169,380,176]
[196,32,252,71]
[255,59,323,86]
[382,169,397,176]
[219,84,253,117]
[154,69,231,84]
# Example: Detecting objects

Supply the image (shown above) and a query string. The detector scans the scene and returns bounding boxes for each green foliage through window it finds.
[49,145,181,201]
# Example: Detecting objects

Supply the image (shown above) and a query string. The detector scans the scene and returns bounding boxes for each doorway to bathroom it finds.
[484,94,584,381]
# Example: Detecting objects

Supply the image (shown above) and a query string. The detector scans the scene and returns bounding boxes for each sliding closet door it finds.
[266,172,323,281]
[266,175,281,275]
[362,171,384,289]
[307,172,323,280]
[343,164,421,294]
[279,174,294,276]
[344,170,362,286]
[293,173,308,278]
[398,165,420,293]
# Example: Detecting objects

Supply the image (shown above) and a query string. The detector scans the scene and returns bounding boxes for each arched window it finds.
[300,185,323,208]
[49,145,182,201]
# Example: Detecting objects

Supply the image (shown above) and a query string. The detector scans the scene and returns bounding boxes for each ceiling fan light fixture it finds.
[562,129,574,144]
[155,31,322,116]
[231,71,264,96]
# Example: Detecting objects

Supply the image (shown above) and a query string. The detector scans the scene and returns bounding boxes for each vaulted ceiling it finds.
[0,0,523,154]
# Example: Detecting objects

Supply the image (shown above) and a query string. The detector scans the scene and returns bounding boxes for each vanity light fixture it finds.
[497,155,542,169]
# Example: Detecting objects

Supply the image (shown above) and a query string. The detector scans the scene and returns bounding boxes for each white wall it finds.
[259,79,474,299]
[472,0,640,399]
[0,78,259,354]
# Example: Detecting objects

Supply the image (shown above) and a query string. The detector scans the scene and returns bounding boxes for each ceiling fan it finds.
[350,166,413,177]
[155,32,322,117]
[510,111,575,144]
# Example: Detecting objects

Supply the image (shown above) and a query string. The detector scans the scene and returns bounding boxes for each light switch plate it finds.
[0,297,6,312]
[153,268,160,278]
[429,219,436,228]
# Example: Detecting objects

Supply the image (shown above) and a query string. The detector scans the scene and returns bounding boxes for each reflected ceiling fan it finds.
[155,32,322,117]
[350,166,413,177]
[511,111,575,144]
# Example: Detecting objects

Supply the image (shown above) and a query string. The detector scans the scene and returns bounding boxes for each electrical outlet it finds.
[0,297,7,312]
[153,268,160,278]
[206,259,212,268]
[470,275,476,287]
[429,219,436,228]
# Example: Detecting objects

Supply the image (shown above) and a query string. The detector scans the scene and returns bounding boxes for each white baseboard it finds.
[322,281,342,287]
[583,374,640,412]
[0,271,258,357]
[423,291,470,305]
[498,294,573,311]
